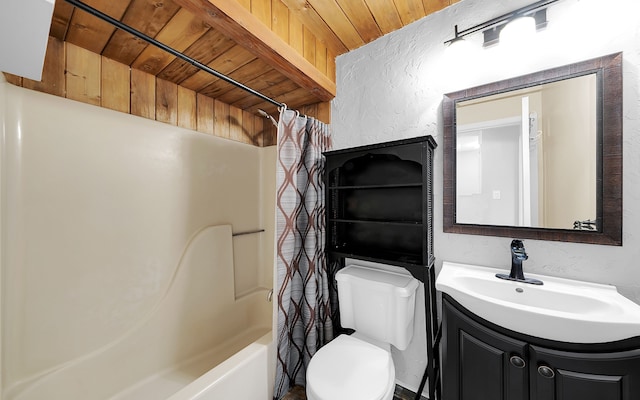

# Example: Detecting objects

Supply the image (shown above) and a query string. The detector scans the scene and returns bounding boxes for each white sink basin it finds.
[436,261,640,343]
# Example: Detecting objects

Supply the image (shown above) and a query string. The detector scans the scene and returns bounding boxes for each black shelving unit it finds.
[324,136,440,400]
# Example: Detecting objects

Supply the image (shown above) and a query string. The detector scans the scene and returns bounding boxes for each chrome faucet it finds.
[496,240,543,285]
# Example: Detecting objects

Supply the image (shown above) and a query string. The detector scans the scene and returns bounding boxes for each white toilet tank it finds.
[336,264,420,350]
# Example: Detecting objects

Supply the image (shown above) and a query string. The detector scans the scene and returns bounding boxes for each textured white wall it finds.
[332,0,640,394]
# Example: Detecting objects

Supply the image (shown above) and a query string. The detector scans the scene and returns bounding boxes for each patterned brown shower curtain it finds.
[273,108,334,399]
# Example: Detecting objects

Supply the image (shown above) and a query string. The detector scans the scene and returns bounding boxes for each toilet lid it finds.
[307,334,394,400]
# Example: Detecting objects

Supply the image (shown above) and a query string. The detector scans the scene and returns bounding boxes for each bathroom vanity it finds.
[437,262,640,400]
[443,295,640,400]
[323,136,440,400]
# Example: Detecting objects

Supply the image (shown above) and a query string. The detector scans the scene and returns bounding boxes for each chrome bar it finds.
[232,229,266,237]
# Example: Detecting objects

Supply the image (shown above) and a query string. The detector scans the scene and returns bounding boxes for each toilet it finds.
[306,264,420,400]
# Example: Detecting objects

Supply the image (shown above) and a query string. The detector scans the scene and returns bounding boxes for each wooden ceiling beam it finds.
[173,0,336,102]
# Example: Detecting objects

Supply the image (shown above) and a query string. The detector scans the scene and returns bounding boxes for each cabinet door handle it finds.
[510,355,526,368]
[538,365,555,379]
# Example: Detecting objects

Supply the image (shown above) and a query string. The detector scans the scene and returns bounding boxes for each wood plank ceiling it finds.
[48,0,458,114]
[281,0,459,53]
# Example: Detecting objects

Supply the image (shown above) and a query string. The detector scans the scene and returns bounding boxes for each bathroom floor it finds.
[283,385,428,400]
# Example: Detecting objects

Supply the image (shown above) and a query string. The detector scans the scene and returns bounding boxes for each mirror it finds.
[443,53,622,245]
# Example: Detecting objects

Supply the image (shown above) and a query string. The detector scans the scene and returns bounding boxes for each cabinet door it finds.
[443,298,528,400]
[530,345,640,400]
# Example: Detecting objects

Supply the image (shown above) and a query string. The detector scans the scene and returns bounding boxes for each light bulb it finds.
[499,16,536,47]
[445,37,478,65]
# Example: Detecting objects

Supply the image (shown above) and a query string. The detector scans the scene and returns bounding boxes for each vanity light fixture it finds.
[444,0,558,48]
[445,24,476,59]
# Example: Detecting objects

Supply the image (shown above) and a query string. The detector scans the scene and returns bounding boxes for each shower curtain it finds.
[273,108,334,399]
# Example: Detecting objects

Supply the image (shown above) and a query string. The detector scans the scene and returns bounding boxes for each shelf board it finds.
[329,248,425,268]
[328,183,422,190]
[330,218,423,226]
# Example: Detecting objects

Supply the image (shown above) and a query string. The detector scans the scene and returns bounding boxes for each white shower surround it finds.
[332,0,640,394]
[0,80,277,399]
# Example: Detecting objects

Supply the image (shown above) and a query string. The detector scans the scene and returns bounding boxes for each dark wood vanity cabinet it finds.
[443,295,640,400]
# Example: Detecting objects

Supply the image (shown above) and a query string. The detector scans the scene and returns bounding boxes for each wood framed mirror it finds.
[443,53,622,245]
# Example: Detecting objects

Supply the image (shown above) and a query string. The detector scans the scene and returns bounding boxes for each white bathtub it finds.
[167,332,274,400]
[106,330,274,400]
[3,226,274,400]
[5,297,272,400]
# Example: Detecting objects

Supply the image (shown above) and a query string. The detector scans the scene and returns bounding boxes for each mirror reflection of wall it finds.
[455,73,597,230]
[456,132,482,197]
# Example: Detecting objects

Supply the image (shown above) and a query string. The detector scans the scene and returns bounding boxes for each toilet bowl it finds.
[306,334,395,400]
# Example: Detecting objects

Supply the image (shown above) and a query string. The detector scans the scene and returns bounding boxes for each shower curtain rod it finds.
[64,0,288,111]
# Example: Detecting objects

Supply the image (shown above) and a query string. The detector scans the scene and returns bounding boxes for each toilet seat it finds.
[306,334,395,400]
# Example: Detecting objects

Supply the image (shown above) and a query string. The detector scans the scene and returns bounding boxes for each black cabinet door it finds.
[530,345,640,400]
[443,298,528,400]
